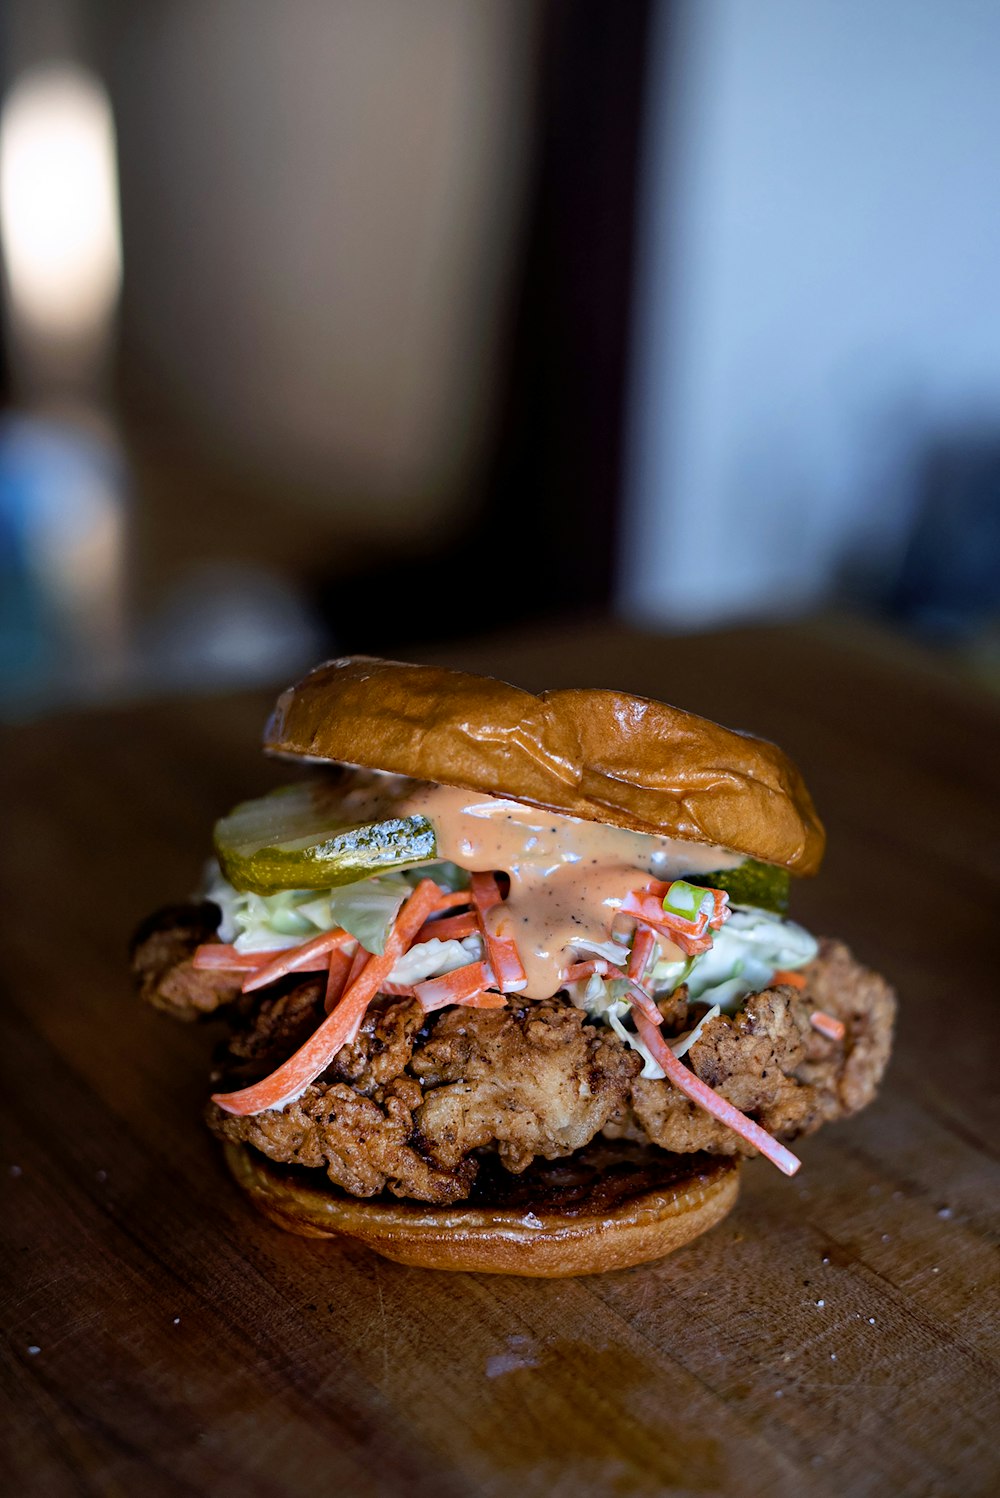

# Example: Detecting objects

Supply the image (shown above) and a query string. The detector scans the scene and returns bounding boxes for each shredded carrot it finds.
[412,911,479,945]
[380,981,418,998]
[620,880,730,956]
[623,881,727,933]
[560,959,612,984]
[633,1011,801,1176]
[428,888,476,913]
[470,872,527,993]
[773,968,807,989]
[420,985,506,1015]
[559,957,663,1028]
[454,991,507,1010]
[628,927,657,982]
[192,945,287,971]
[212,879,445,1116]
[810,1010,846,1042]
[414,960,496,1011]
[324,942,362,1013]
[619,889,715,957]
[613,969,663,1028]
[241,928,355,993]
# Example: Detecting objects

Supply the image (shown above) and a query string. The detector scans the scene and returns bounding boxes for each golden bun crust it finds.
[223,1141,740,1276]
[265,656,825,875]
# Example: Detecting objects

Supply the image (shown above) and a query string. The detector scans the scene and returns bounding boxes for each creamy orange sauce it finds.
[337,775,742,999]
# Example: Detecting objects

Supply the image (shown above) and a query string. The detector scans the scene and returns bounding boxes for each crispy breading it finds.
[208,1000,640,1202]
[130,903,242,1021]
[409,1002,642,1173]
[209,1075,476,1203]
[622,989,818,1156]
[139,904,895,1200]
[225,979,325,1059]
[621,947,896,1157]
[796,937,897,1119]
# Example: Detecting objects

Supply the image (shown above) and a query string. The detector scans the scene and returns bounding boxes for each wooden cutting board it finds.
[2,617,997,1498]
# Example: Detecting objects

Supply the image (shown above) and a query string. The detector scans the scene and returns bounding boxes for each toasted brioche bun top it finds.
[264,656,825,875]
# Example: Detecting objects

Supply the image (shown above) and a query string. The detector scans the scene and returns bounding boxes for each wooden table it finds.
[3,617,997,1498]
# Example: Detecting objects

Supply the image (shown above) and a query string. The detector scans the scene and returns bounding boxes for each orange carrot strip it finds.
[774,968,807,989]
[380,981,418,998]
[810,1010,846,1042]
[633,1011,801,1176]
[559,958,663,1027]
[620,882,729,955]
[192,945,287,971]
[622,884,705,937]
[560,959,611,983]
[213,880,444,1115]
[324,943,360,1013]
[413,911,479,944]
[337,947,377,1045]
[620,893,715,957]
[414,960,496,1012]
[624,879,729,933]
[241,928,355,993]
[420,987,507,1015]
[628,927,657,982]
[612,969,664,1027]
[428,889,475,912]
[470,872,527,993]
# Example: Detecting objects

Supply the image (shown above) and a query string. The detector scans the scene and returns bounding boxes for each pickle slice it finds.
[213,781,436,894]
[684,859,791,915]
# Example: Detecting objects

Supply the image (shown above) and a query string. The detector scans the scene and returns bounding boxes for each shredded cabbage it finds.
[203,854,818,1036]
[569,973,666,1078]
[203,863,485,982]
[325,877,411,955]
[204,864,411,957]
[569,936,632,966]
[671,1003,721,1058]
[388,934,483,985]
[209,869,411,956]
[570,973,726,1077]
[681,908,817,1010]
[204,865,315,951]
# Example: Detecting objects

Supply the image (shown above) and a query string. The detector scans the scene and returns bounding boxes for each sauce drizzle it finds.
[339,776,742,998]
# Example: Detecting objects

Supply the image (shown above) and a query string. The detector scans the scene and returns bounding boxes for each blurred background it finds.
[2,0,999,717]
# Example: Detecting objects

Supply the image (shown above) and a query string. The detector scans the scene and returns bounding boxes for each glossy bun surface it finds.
[265,656,825,874]
[224,1141,741,1276]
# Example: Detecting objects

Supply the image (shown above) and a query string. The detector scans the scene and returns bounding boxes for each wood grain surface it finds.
[2,617,998,1498]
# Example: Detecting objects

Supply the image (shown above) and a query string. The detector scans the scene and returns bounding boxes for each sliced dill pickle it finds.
[684,859,791,915]
[213,781,436,894]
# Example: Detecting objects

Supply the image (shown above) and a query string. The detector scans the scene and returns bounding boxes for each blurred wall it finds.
[109,0,536,537]
[622,0,1000,628]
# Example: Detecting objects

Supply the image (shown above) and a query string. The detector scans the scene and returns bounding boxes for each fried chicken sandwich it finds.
[131,657,895,1275]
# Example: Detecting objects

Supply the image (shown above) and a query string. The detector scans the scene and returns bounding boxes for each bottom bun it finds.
[222,1139,741,1276]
